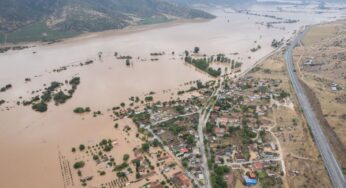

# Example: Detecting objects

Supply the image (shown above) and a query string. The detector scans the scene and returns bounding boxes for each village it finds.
[125,61,293,187]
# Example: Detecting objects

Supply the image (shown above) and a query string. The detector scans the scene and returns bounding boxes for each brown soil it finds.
[299,79,346,170]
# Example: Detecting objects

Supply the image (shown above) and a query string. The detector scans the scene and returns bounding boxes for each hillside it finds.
[0,0,215,43]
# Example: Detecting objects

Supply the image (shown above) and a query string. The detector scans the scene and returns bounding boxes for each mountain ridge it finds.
[0,0,215,43]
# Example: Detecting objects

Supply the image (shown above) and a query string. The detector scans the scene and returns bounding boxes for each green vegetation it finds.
[211,165,230,188]
[32,102,48,112]
[175,105,185,114]
[53,91,70,104]
[114,162,129,171]
[145,96,153,102]
[27,77,80,112]
[73,107,91,114]
[142,142,150,152]
[126,59,131,66]
[99,139,113,152]
[0,84,12,92]
[116,172,127,178]
[241,125,257,144]
[194,46,200,53]
[79,144,85,151]
[185,57,221,77]
[131,111,151,126]
[0,0,214,43]
[0,23,79,43]
[73,161,85,169]
[138,15,170,25]
[123,154,130,161]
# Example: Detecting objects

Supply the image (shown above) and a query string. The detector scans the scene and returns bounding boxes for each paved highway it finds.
[284,27,346,188]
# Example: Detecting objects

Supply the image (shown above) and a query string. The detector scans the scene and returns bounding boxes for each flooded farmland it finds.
[0,4,345,188]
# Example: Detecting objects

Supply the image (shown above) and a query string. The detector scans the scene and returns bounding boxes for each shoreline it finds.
[0,18,211,48]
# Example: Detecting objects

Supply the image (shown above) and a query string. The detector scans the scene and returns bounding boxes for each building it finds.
[252,162,264,171]
[244,176,257,186]
[214,127,225,137]
[150,180,164,188]
[216,117,230,126]
[304,59,314,66]
[172,172,191,187]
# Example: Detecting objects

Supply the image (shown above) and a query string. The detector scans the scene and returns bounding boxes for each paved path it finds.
[284,26,345,188]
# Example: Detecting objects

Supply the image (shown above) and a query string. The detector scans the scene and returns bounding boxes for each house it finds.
[252,162,264,171]
[226,173,234,188]
[304,58,314,66]
[247,171,257,179]
[244,176,257,186]
[214,106,221,111]
[270,142,277,151]
[180,148,189,153]
[235,153,246,162]
[150,180,164,188]
[216,117,230,126]
[214,127,225,137]
[331,83,338,91]
[172,172,190,187]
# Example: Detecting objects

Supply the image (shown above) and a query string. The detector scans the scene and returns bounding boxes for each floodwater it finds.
[0,4,344,188]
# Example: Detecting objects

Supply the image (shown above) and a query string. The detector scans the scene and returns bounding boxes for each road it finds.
[197,80,223,188]
[284,26,346,188]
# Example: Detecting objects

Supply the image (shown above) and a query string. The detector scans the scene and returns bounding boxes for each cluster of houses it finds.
[204,76,287,187]
[133,75,289,187]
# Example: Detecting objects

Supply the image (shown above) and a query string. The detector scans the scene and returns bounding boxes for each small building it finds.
[180,148,189,153]
[252,162,264,171]
[150,180,164,188]
[235,153,246,162]
[304,59,314,66]
[214,127,225,137]
[172,171,190,187]
[270,142,277,151]
[331,83,338,91]
[244,176,257,186]
[216,117,230,126]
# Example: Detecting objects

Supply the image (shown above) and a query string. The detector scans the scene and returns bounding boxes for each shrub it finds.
[79,144,85,151]
[73,161,85,169]
[123,154,130,161]
[32,102,48,112]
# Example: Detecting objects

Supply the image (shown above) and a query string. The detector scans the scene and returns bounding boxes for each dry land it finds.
[293,21,346,173]
[248,54,332,188]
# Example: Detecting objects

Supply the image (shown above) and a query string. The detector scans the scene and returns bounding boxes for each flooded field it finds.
[0,3,345,188]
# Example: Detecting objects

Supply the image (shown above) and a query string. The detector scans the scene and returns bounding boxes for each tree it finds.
[117,172,127,178]
[71,147,76,152]
[73,161,85,169]
[79,144,85,151]
[142,143,150,152]
[152,139,161,147]
[194,47,200,54]
[126,59,131,66]
[123,154,130,161]
[186,134,195,145]
[32,102,48,112]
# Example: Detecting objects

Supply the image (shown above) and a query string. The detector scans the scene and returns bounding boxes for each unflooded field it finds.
[0,4,345,188]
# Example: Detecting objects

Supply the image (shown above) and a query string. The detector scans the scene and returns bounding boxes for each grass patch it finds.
[0,22,80,44]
